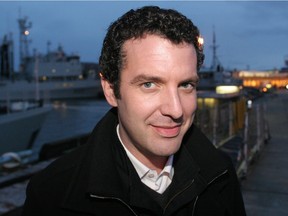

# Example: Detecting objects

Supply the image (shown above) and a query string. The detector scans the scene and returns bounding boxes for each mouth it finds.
[152,125,181,138]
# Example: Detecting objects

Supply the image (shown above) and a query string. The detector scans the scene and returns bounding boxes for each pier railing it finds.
[244,104,270,160]
[194,98,270,178]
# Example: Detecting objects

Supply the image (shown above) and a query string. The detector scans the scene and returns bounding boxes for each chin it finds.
[157,144,181,157]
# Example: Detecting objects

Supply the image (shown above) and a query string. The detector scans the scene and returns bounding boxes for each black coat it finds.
[22,108,246,216]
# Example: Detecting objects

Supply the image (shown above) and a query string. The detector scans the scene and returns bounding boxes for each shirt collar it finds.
[116,125,174,180]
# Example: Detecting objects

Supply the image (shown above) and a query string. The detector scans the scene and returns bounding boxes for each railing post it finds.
[229,102,234,137]
[242,111,249,176]
[212,104,218,146]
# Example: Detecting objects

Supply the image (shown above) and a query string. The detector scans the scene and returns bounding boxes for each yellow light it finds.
[204,98,216,107]
[216,85,240,94]
[262,87,267,92]
[197,98,216,108]
[266,83,272,89]
[198,36,204,46]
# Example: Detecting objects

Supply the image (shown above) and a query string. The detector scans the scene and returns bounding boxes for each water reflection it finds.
[33,99,110,151]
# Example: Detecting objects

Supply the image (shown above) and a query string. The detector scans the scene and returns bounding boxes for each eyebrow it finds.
[129,74,163,85]
[129,74,199,85]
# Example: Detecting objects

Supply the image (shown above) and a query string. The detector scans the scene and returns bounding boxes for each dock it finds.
[242,90,288,215]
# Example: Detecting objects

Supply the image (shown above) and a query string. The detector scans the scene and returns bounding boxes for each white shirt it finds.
[117,125,174,194]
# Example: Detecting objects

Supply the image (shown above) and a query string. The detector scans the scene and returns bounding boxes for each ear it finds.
[100,75,118,107]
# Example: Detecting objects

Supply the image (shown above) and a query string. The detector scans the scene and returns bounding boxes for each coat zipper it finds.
[89,194,138,216]
[163,179,195,214]
[207,169,228,186]
[191,196,199,216]
[191,169,228,216]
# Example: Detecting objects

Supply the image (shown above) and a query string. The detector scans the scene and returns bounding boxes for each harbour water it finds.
[32,99,111,154]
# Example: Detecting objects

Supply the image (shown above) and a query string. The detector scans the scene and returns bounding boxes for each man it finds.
[22,6,246,216]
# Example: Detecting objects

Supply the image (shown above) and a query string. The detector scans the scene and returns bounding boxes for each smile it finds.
[152,125,181,137]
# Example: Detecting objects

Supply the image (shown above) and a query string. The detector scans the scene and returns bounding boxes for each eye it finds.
[142,82,155,89]
[180,82,195,90]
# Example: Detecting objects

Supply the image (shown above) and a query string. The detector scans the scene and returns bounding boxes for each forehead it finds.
[121,35,197,71]
[122,34,193,52]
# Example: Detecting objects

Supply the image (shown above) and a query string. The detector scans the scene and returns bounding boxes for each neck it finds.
[140,154,169,174]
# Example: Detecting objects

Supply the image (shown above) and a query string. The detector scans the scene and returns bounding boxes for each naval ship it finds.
[0,15,102,102]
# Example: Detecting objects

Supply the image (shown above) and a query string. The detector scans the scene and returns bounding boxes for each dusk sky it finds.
[1,1,288,71]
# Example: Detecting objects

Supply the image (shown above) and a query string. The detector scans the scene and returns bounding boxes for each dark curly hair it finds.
[99,6,204,98]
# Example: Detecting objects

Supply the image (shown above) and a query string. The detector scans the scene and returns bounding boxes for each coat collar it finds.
[181,125,229,184]
[61,108,131,213]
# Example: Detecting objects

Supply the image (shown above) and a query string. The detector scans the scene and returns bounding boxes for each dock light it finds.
[216,85,240,94]
[286,84,288,90]
[266,83,272,89]
[247,99,253,109]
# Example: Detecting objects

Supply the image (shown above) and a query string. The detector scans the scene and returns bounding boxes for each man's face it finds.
[102,34,198,167]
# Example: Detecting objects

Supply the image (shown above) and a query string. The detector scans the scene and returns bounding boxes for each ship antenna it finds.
[210,26,222,71]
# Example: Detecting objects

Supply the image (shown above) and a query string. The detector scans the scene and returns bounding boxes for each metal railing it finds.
[194,98,269,178]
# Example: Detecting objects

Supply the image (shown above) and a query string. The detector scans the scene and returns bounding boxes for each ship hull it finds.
[0,107,51,155]
[0,79,102,101]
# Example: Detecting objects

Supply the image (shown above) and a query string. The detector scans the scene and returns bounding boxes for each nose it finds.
[160,88,183,121]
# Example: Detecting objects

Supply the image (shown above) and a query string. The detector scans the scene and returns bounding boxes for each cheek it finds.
[182,96,197,113]
[129,94,158,113]
[119,96,154,123]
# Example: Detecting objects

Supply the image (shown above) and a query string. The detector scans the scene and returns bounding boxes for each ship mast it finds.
[18,12,32,75]
[210,27,222,71]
